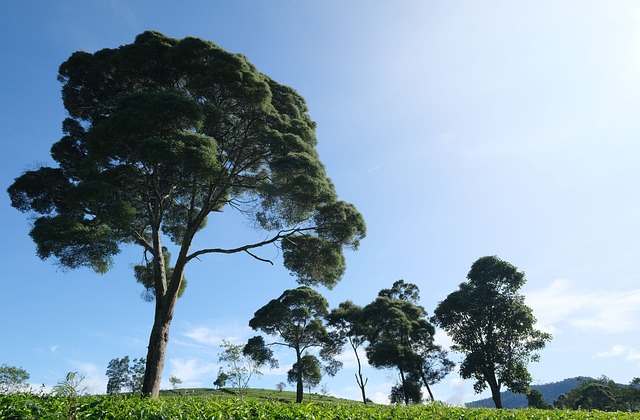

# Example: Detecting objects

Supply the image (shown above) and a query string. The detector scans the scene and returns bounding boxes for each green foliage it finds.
[554,376,640,412]
[326,301,369,404]
[363,280,453,404]
[527,389,552,409]
[218,340,271,397]
[1,393,639,419]
[389,377,423,405]
[8,30,365,397]
[213,368,228,389]
[434,256,552,408]
[249,286,337,403]
[287,354,322,393]
[105,356,146,395]
[0,364,30,394]
[169,375,182,389]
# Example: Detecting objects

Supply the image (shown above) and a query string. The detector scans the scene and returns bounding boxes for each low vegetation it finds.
[2,392,639,419]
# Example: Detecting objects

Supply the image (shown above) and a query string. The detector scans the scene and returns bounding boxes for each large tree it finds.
[7,31,365,398]
[248,286,339,403]
[363,280,453,404]
[433,256,552,408]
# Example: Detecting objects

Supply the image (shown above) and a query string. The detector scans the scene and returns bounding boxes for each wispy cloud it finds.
[180,323,252,348]
[525,279,640,334]
[597,345,640,362]
[168,358,219,388]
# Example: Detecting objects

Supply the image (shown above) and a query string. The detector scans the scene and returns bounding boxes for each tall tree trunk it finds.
[418,370,435,402]
[295,348,304,403]
[142,304,173,398]
[399,368,409,405]
[351,340,368,404]
[487,373,502,408]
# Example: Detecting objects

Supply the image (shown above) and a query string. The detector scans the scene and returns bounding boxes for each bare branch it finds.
[186,226,316,262]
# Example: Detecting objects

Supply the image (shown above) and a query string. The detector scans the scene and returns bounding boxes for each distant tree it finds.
[276,381,287,392]
[106,356,131,395]
[105,356,146,394]
[0,364,30,394]
[7,30,366,398]
[218,339,273,397]
[129,357,146,394]
[433,256,552,408]
[169,375,182,389]
[288,354,322,395]
[389,375,423,405]
[326,301,369,404]
[248,286,340,403]
[527,389,552,409]
[213,368,228,389]
[554,376,640,411]
[363,280,453,404]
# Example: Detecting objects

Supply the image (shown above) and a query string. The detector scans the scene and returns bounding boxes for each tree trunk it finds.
[419,370,435,402]
[487,373,502,408]
[295,349,304,403]
[141,306,173,398]
[399,368,409,405]
[351,340,368,404]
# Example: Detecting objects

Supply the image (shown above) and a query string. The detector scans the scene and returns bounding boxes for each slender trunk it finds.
[295,348,304,403]
[399,368,409,405]
[417,369,435,402]
[351,340,368,404]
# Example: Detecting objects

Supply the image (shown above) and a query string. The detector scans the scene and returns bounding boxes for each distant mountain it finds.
[466,377,591,409]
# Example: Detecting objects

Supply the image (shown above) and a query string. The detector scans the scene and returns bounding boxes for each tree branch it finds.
[186,226,315,262]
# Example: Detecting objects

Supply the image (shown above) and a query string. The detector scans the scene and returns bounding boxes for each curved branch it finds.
[186,226,316,262]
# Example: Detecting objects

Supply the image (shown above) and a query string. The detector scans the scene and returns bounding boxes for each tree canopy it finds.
[363,280,453,404]
[248,286,338,403]
[433,256,552,408]
[7,31,365,398]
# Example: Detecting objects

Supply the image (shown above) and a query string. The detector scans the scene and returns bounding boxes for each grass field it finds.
[1,388,638,419]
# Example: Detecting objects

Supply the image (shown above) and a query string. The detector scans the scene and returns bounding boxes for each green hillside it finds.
[467,377,590,408]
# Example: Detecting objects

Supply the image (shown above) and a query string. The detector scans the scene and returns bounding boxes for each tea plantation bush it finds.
[1,393,638,419]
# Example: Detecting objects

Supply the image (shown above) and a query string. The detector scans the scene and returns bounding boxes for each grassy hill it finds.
[159,387,360,404]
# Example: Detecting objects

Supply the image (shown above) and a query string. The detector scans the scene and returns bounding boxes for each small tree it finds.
[363,280,453,404]
[389,375,423,405]
[527,389,552,409]
[128,357,146,394]
[287,354,322,395]
[0,364,30,394]
[213,368,228,389]
[106,356,130,395]
[248,286,340,403]
[276,381,287,392]
[106,356,146,395]
[434,256,552,408]
[218,340,272,397]
[327,301,369,404]
[169,375,182,389]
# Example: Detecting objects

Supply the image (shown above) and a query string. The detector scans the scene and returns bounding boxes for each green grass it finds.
[1,391,638,419]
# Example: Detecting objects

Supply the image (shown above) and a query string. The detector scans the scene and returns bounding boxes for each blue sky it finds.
[2,0,640,405]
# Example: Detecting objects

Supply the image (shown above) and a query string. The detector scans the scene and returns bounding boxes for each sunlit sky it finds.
[2,1,640,405]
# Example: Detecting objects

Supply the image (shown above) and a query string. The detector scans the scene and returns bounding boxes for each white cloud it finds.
[443,378,467,406]
[525,279,640,334]
[180,323,252,348]
[597,345,640,362]
[68,361,106,395]
[168,358,218,388]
